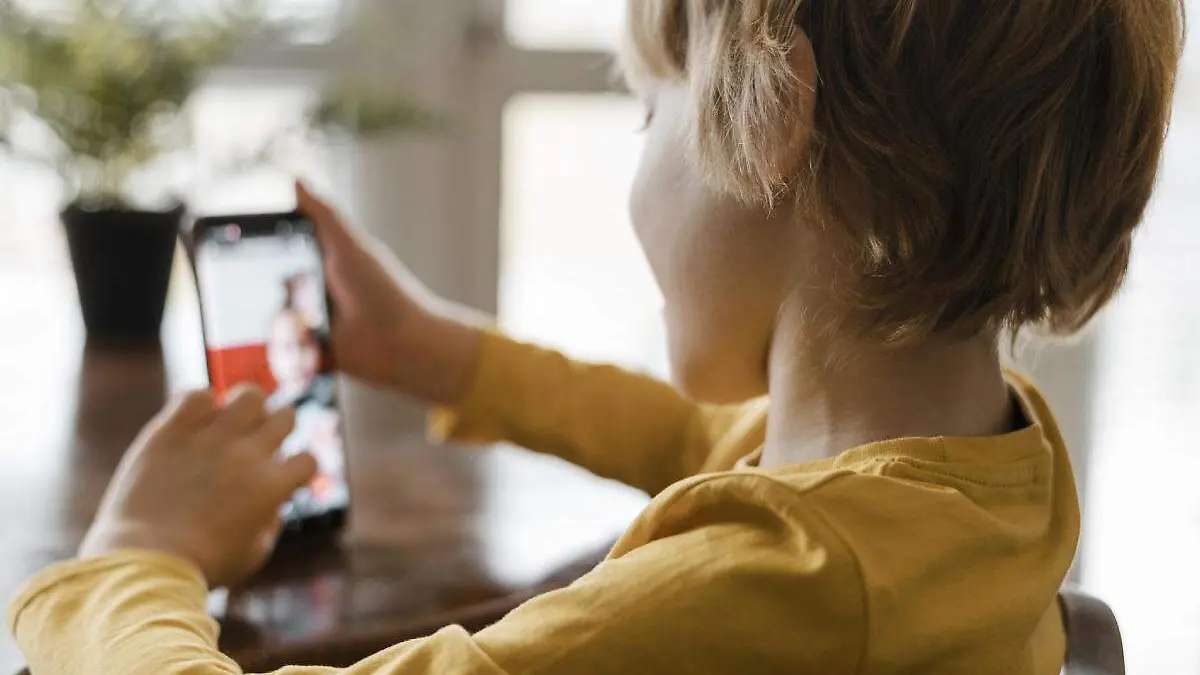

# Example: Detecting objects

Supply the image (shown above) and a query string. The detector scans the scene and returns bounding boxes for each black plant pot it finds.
[62,204,184,345]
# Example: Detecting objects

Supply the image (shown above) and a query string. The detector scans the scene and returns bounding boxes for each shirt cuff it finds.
[6,550,206,636]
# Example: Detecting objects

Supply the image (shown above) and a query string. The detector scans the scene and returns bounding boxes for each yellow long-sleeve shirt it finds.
[8,331,1079,674]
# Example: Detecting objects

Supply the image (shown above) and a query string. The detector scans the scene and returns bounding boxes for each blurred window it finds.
[1082,35,1200,673]
[11,0,345,43]
[499,94,666,375]
[505,0,624,50]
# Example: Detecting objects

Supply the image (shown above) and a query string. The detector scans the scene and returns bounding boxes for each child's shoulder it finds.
[607,442,1074,670]
[625,420,1073,575]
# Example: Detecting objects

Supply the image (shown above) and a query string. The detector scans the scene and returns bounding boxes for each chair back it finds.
[1060,587,1125,675]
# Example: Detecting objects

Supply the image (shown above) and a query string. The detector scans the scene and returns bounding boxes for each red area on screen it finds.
[207,344,278,396]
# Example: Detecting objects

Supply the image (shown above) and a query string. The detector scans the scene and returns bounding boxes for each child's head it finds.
[620,0,1184,402]
[267,310,322,392]
[285,272,325,329]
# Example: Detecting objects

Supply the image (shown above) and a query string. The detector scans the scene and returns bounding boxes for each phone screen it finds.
[194,217,349,523]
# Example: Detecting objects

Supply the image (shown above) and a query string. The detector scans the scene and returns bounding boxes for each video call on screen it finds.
[195,222,348,521]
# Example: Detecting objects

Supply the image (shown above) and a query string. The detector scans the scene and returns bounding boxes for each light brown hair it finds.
[622,0,1186,343]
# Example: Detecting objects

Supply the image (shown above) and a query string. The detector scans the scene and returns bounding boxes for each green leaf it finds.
[309,88,443,138]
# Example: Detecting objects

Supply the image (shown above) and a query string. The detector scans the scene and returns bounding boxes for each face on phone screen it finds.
[194,218,348,522]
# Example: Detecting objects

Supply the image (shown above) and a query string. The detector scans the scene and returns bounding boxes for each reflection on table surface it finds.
[0,269,647,672]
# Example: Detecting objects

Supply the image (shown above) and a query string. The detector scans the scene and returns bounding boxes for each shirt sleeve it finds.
[429,331,768,494]
[8,477,862,675]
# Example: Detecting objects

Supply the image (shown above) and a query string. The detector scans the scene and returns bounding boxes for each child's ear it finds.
[789,29,818,116]
[686,16,818,207]
[782,28,818,175]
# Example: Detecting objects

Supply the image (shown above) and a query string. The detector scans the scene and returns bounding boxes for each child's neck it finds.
[760,324,1013,470]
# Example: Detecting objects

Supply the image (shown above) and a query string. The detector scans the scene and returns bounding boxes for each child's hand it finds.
[79,387,318,589]
[296,181,483,406]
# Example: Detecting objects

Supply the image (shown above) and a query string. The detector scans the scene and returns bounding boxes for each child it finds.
[283,272,331,344]
[266,304,342,506]
[264,309,334,411]
[10,1,1185,674]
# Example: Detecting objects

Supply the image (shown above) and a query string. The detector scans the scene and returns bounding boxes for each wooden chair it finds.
[1060,587,1125,675]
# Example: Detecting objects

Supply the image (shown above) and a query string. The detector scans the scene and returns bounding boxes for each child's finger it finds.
[252,407,297,455]
[214,385,268,435]
[158,390,217,431]
[296,181,350,244]
[274,452,320,499]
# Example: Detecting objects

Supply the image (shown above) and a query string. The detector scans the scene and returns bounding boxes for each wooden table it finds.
[0,269,647,672]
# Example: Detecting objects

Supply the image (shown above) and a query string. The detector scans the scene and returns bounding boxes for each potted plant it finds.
[0,0,432,344]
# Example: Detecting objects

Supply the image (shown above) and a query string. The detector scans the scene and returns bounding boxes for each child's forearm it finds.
[389,304,489,407]
[429,330,720,494]
[9,552,243,675]
[9,552,493,675]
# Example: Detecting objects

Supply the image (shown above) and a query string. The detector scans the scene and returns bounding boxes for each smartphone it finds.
[189,212,348,535]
